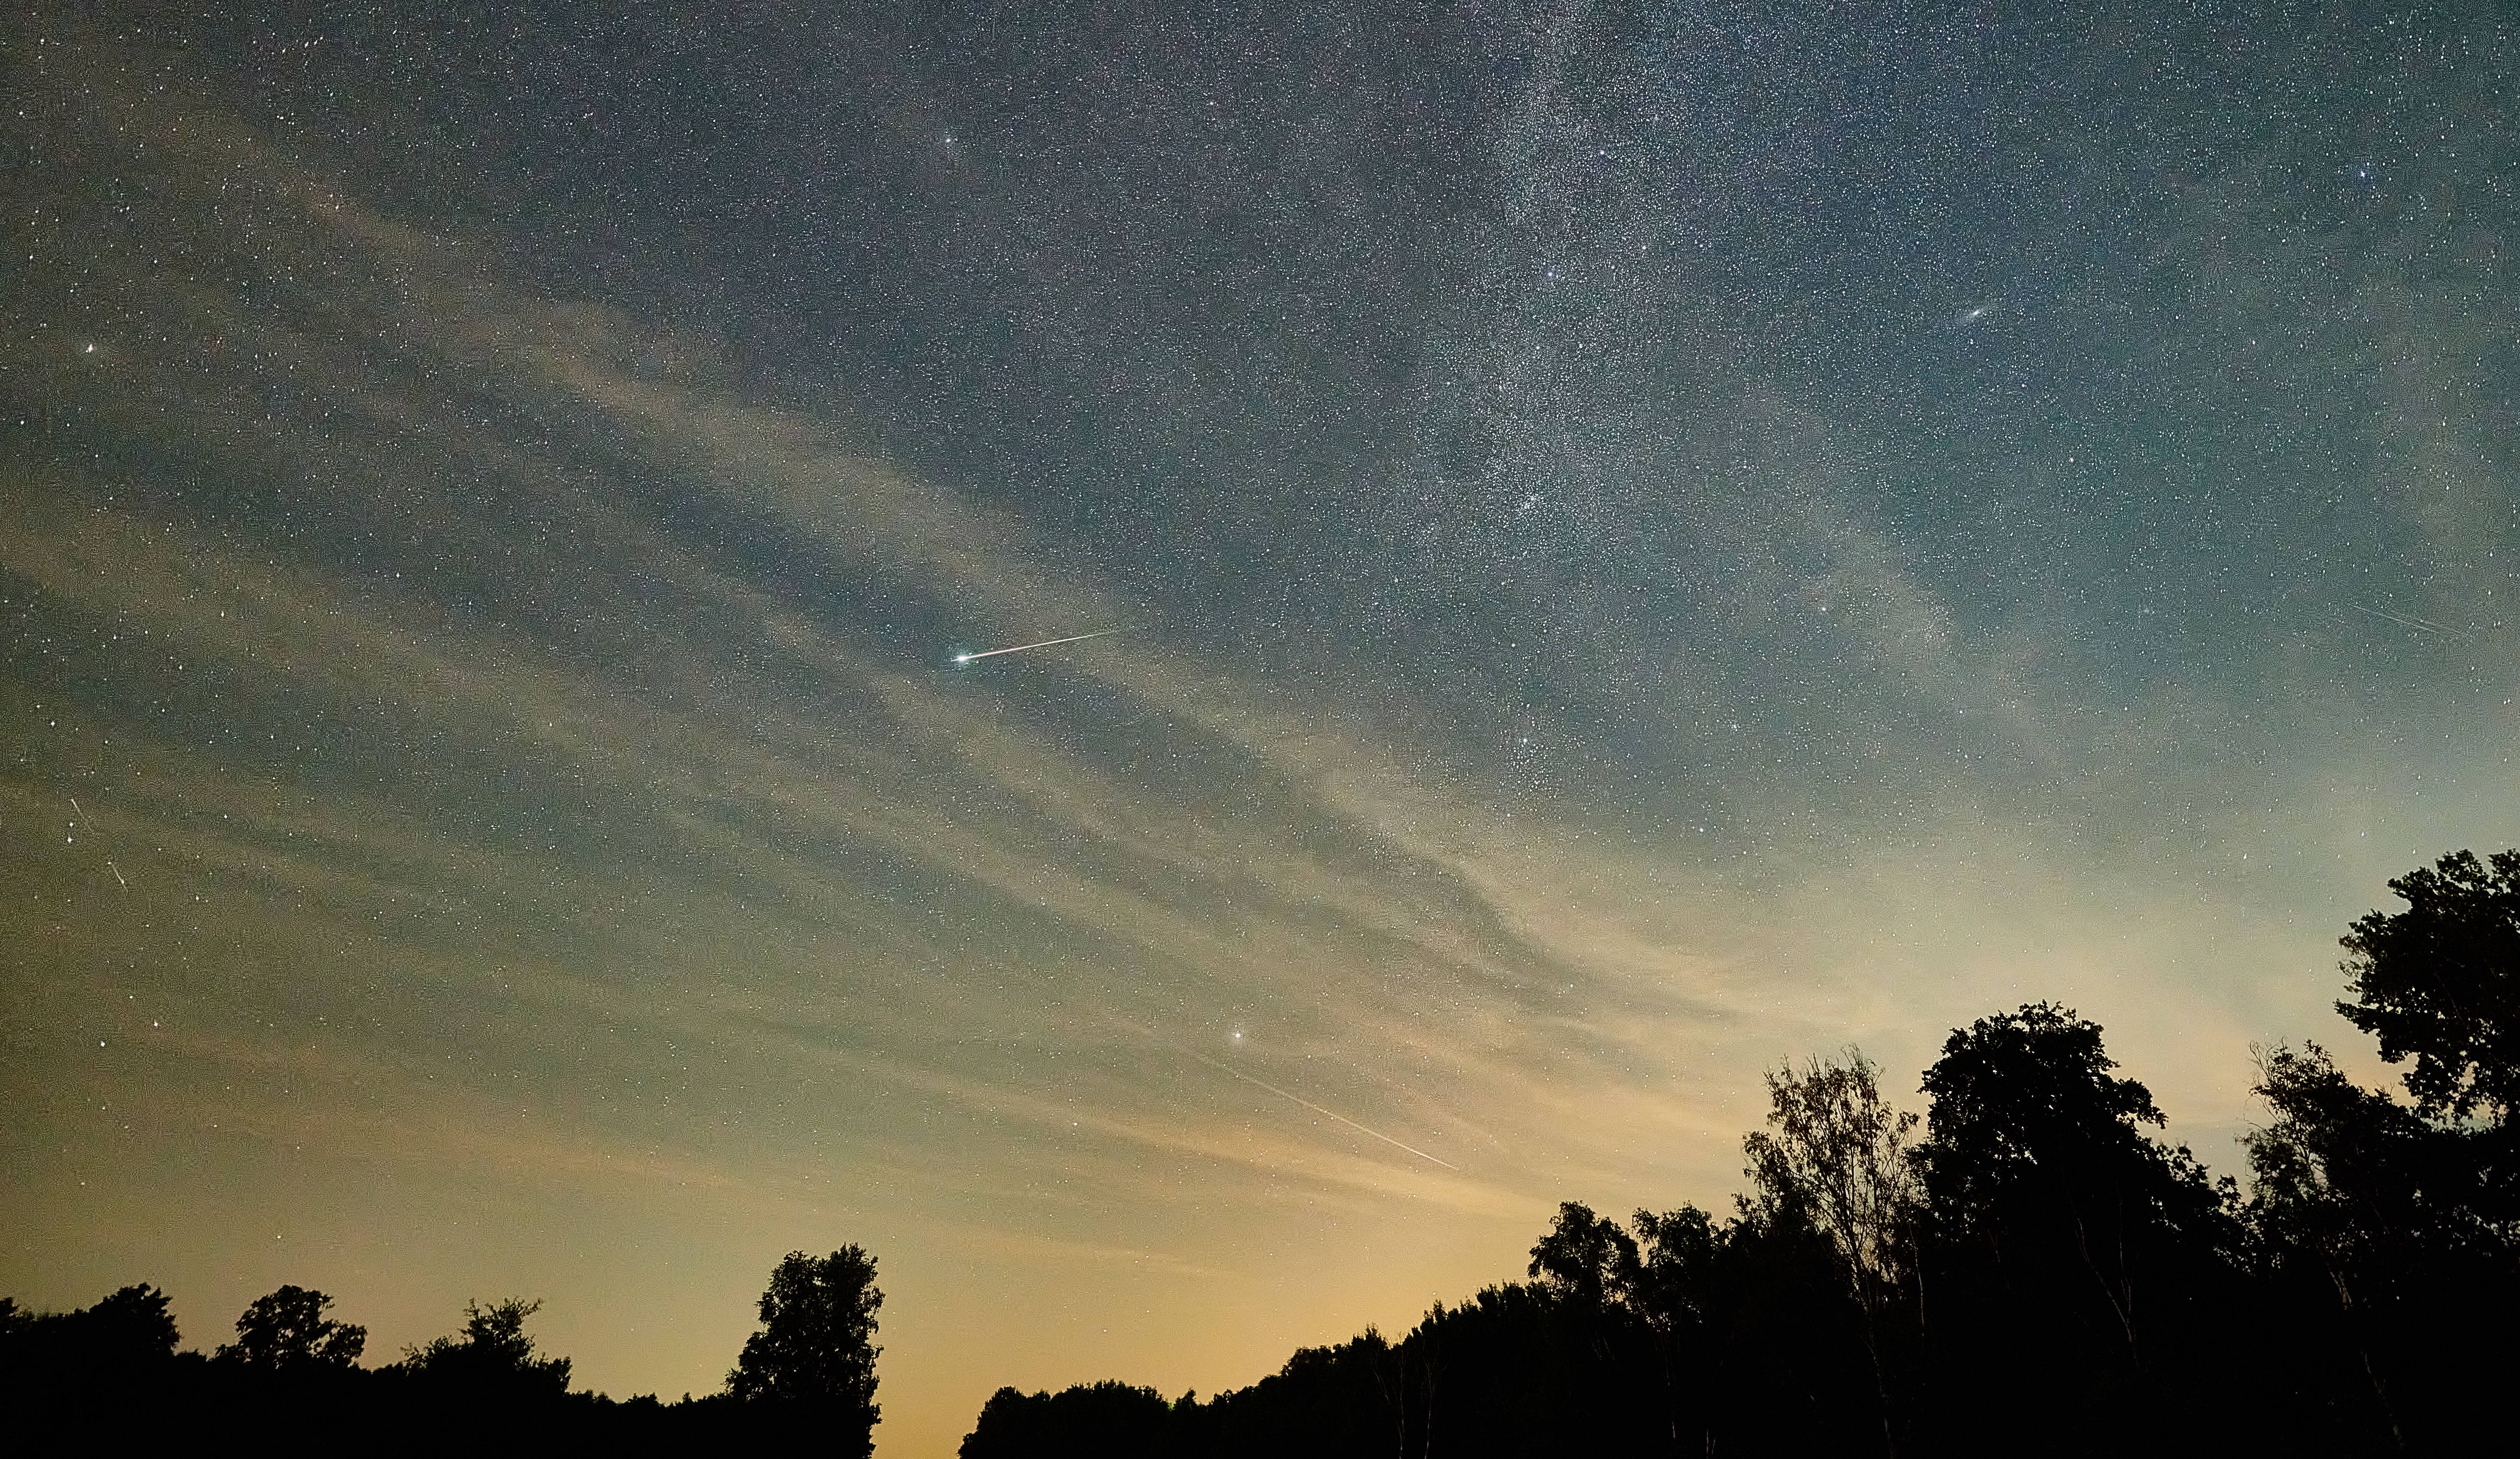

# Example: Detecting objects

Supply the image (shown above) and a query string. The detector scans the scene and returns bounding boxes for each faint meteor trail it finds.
[68,797,128,887]
[953,628,1123,664]
[2337,600,2471,640]
[1191,1050,1458,1170]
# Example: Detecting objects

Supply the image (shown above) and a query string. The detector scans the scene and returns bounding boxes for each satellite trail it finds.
[953,628,1123,664]
[2336,600,2472,640]
[1192,1051,1458,1170]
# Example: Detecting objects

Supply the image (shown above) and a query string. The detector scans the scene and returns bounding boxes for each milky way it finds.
[4,6,2514,1454]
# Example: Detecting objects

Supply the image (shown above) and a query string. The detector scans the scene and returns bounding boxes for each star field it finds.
[4,5,2516,1455]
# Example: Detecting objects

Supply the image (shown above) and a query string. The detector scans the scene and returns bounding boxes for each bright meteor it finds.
[952,628,1124,664]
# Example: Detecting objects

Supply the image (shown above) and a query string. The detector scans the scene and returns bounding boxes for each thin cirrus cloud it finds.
[6,71,1759,1241]
[9,36,2513,1459]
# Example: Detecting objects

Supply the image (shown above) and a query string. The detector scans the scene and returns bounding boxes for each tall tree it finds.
[2242,850,2520,1451]
[1914,1004,2235,1455]
[2243,1041,2443,1448]
[1625,1204,1721,1455]
[217,1284,367,1370]
[1918,1006,2172,1243]
[730,1246,883,1456]
[2336,849,2520,1130]
[1743,1049,1921,1456]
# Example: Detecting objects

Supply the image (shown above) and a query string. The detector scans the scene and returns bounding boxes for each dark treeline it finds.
[963,850,2520,1457]
[8,853,2512,1454]
[0,1248,882,1454]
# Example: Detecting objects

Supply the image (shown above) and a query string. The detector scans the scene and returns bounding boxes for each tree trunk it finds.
[2327,1264,2404,1453]
[1853,1280,1899,1459]
[2070,1209,2138,1364]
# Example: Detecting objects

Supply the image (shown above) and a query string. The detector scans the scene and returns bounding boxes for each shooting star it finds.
[952,628,1123,665]
[1192,1050,1457,1171]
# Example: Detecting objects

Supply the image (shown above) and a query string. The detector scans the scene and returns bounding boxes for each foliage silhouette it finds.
[10,854,2520,1456]
[953,855,2520,1458]
[2336,848,2520,1126]
[401,1296,572,1397]
[961,1379,1183,1458]
[729,1246,883,1457]
[1621,1203,1719,1451]
[1909,1002,2243,1453]
[0,1283,194,1446]
[218,1284,366,1371]
[1526,1199,1639,1311]
[0,1276,892,1452]
[0,1282,183,1380]
[1743,1048,1922,1454]
[2241,849,2520,1451]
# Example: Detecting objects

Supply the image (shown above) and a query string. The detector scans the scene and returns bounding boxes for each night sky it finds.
[4,3,2515,1452]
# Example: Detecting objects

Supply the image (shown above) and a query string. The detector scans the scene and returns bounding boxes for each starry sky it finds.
[4,3,2515,1453]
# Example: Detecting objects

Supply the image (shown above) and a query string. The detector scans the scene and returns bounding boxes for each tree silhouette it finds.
[1918,1005,2174,1244]
[1625,1204,1720,1453]
[1743,1048,1920,1455]
[13,856,2519,1457]
[402,1297,571,1396]
[0,1283,188,1435]
[1200,1331,1410,1459]
[2243,1041,2443,1448]
[2337,849,2520,1128]
[960,1379,1181,1458]
[1624,1205,1717,1330]
[2240,849,2520,1451]
[75,1282,183,1363]
[729,1247,883,1456]
[1915,1004,2236,1454]
[218,1284,366,1370]
[1527,1201,1638,1312]
[931,855,2520,1457]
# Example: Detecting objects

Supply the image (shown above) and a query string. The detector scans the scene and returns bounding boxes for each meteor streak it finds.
[69,797,128,888]
[953,628,1123,664]
[1192,1051,1457,1170]
[2336,600,2471,640]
